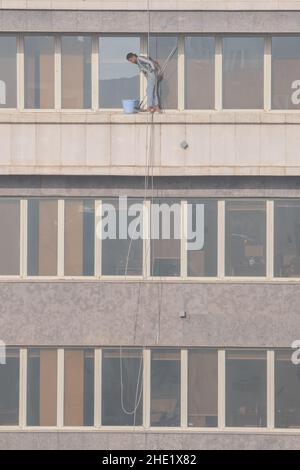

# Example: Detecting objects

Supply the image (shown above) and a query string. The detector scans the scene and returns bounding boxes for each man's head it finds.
[126,52,138,64]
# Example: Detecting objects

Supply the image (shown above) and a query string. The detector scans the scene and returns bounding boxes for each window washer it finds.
[126,52,161,113]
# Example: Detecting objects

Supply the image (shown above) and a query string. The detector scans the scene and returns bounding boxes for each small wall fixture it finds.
[180,310,187,319]
[180,140,189,150]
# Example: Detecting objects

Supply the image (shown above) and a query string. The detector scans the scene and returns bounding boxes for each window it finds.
[101,198,143,276]
[27,199,58,276]
[272,37,300,109]
[274,200,300,277]
[185,36,215,109]
[188,349,218,427]
[99,36,140,108]
[61,36,92,109]
[151,349,181,427]
[226,350,267,427]
[225,201,266,277]
[149,36,178,109]
[187,199,218,277]
[0,199,20,275]
[102,349,143,426]
[64,349,94,426]
[24,36,55,109]
[27,349,57,426]
[222,37,264,109]
[151,199,181,277]
[275,350,300,428]
[64,199,94,276]
[0,36,17,108]
[0,349,19,425]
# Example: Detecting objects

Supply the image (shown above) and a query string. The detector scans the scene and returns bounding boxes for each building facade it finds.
[1,0,300,450]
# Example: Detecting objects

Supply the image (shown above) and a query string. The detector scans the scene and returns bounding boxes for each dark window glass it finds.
[0,349,19,425]
[225,201,266,276]
[226,350,267,427]
[274,200,300,277]
[102,349,143,426]
[151,349,181,427]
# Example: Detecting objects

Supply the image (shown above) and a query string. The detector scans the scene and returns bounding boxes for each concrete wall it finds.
[0,430,300,450]
[2,9,300,33]
[2,1,300,12]
[2,113,300,176]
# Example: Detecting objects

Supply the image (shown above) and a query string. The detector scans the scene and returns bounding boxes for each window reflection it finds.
[151,349,181,427]
[102,349,143,426]
[0,36,17,108]
[226,350,267,427]
[188,349,218,427]
[272,37,300,109]
[61,36,92,109]
[0,200,20,275]
[27,349,57,426]
[225,200,266,277]
[223,37,264,109]
[64,199,94,276]
[275,350,300,428]
[149,36,178,109]
[101,198,143,276]
[27,199,58,276]
[185,36,215,109]
[99,36,140,108]
[274,200,300,277]
[0,349,19,425]
[64,349,94,426]
[24,36,55,109]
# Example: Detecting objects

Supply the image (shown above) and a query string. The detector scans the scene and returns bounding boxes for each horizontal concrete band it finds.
[0,431,300,450]
[0,175,299,197]
[2,112,300,124]
[1,281,299,347]
[3,1,300,13]
[2,10,300,33]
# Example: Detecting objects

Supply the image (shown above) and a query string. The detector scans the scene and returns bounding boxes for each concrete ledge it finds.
[2,10,300,33]
[2,1,300,12]
[1,111,300,124]
[1,165,300,176]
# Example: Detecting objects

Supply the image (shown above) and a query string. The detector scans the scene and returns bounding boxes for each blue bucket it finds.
[122,99,138,114]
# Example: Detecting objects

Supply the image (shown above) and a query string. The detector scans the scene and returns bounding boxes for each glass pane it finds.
[151,199,181,277]
[99,36,140,108]
[27,348,57,426]
[64,349,94,426]
[64,200,94,276]
[151,349,181,427]
[24,36,55,109]
[149,36,178,109]
[275,350,300,428]
[102,349,143,426]
[188,349,218,427]
[0,349,19,425]
[101,198,143,276]
[27,199,58,276]
[223,37,264,109]
[0,199,20,275]
[61,36,92,109]
[187,199,218,277]
[272,37,300,109]
[0,36,17,108]
[274,200,300,277]
[185,36,215,109]
[226,350,267,427]
[225,200,266,276]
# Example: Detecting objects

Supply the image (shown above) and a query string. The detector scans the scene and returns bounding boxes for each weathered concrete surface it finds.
[2,10,300,33]
[2,113,300,176]
[2,1,300,12]
[1,281,300,347]
[0,430,299,450]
